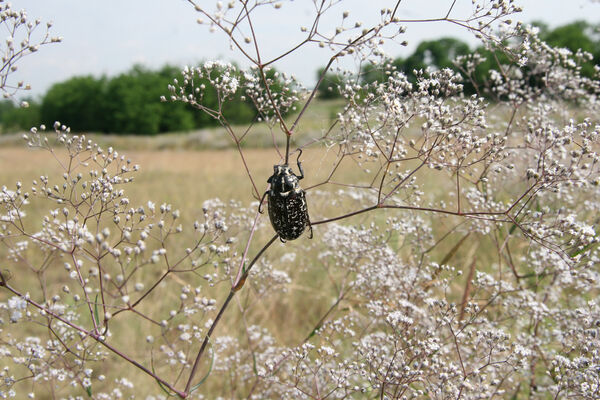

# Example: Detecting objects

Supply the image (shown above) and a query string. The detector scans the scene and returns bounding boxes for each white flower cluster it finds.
[168,62,302,127]
[0,1,61,99]
[0,123,258,397]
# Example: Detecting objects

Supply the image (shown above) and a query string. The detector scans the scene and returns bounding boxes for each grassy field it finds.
[0,145,330,397]
[0,145,489,397]
[0,102,518,397]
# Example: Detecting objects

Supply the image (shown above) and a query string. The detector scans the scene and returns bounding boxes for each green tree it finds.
[0,100,16,132]
[222,68,256,125]
[541,21,599,77]
[40,66,198,135]
[0,99,41,132]
[106,66,166,134]
[41,76,108,132]
[168,64,256,129]
[360,38,471,92]
[104,65,197,135]
[316,67,347,99]
[360,62,397,86]
[154,66,198,133]
[396,37,471,82]
[530,20,551,38]
[38,65,269,135]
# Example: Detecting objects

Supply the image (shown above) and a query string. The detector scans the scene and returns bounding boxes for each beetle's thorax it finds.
[270,164,300,195]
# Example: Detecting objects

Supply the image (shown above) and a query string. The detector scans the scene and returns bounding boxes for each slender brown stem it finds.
[184,290,235,394]
[290,0,403,135]
[456,167,461,214]
[233,234,278,291]
[185,234,278,393]
[458,257,477,321]
[285,135,290,164]
[233,210,263,288]
[312,204,509,227]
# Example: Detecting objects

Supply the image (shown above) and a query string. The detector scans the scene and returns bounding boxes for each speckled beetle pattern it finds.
[259,150,313,242]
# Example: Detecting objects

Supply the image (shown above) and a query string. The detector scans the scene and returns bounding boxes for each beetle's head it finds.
[274,164,291,175]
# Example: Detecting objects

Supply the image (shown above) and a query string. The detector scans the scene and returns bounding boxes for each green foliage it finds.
[316,67,347,99]
[360,63,389,87]
[41,75,108,132]
[530,20,551,39]
[403,37,471,78]
[467,46,512,95]
[0,100,18,132]
[38,66,196,135]
[0,99,41,133]
[175,64,257,127]
[360,37,471,86]
[212,66,255,126]
[35,64,259,135]
[104,65,195,135]
[357,21,599,97]
[539,21,600,77]
[0,100,15,121]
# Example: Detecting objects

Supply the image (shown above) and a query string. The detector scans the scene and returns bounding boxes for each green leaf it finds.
[190,338,215,393]
[307,323,322,339]
[86,386,92,397]
[481,179,488,201]
[151,363,178,398]
[93,294,100,326]
[568,228,600,258]
[569,241,598,258]
[440,232,470,266]
[508,214,523,235]
[251,350,258,376]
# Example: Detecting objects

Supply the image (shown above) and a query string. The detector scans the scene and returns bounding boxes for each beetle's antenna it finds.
[296,148,304,179]
[284,135,290,165]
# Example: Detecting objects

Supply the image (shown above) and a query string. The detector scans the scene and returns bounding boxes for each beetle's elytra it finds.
[259,150,312,242]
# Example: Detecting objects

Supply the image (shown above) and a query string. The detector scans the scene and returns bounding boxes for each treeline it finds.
[318,20,600,98]
[1,20,597,134]
[0,65,258,135]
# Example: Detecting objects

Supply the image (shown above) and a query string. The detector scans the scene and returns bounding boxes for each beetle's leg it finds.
[260,176,274,214]
[258,190,269,214]
[296,148,304,180]
[279,236,286,243]
[304,190,313,239]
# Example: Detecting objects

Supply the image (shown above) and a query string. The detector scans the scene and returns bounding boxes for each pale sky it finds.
[11,0,600,99]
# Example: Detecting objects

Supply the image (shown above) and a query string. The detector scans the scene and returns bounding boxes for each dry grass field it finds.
[0,103,536,397]
[0,137,478,397]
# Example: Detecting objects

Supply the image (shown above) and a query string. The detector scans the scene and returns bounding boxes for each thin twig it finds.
[185,234,278,393]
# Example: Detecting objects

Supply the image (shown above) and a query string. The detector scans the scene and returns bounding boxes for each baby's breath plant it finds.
[0,0,61,102]
[2,0,600,398]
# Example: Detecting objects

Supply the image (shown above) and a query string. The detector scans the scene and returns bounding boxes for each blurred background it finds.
[0,0,598,138]
[0,2,599,397]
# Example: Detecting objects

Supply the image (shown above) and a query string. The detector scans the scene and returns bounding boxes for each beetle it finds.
[259,149,313,242]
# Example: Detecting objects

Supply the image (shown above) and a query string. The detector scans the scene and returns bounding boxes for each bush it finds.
[34,64,274,134]
[104,65,196,135]
[316,67,348,99]
[41,75,109,132]
[0,99,41,133]
[359,22,599,97]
